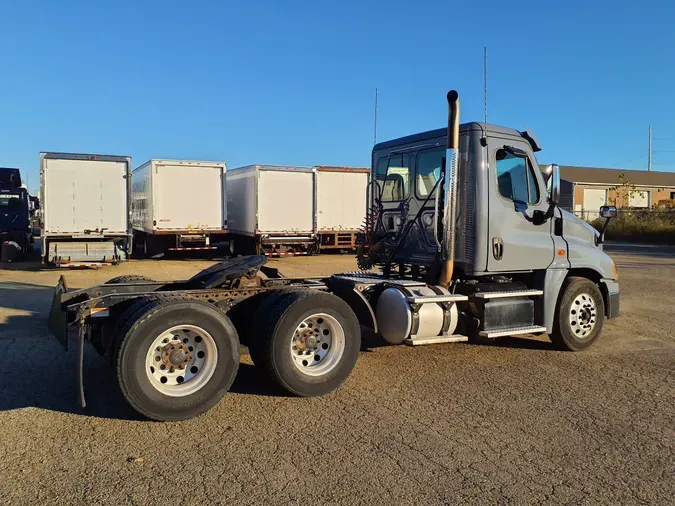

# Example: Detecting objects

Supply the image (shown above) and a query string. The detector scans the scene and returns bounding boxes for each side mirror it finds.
[600,205,617,219]
[547,164,560,205]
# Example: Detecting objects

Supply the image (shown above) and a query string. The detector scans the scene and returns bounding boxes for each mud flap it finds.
[77,317,87,408]
[48,276,70,350]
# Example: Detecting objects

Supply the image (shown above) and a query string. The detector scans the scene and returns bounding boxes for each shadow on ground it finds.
[0,280,560,420]
[0,281,285,420]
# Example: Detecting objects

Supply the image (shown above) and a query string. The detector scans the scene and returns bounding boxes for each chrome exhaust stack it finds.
[438,90,460,288]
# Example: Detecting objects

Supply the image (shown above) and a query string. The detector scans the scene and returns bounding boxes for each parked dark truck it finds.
[48,91,620,421]
[0,187,34,261]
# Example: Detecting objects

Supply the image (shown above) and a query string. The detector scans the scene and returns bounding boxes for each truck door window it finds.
[376,154,410,201]
[496,149,540,204]
[416,147,444,197]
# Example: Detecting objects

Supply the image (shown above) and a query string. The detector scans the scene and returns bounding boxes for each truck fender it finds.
[543,269,567,333]
[327,280,377,333]
[544,268,609,332]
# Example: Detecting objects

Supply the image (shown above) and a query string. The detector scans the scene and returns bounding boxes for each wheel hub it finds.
[579,307,592,325]
[146,325,218,397]
[290,313,345,377]
[569,293,598,339]
[162,342,192,368]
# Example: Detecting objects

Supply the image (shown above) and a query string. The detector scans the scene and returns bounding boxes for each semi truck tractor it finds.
[131,159,228,257]
[40,152,132,267]
[0,186,34,262]
[49,90,620,421]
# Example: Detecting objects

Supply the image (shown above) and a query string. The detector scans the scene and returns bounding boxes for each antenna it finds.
[648,126,652,172]
[483,47,488,138]
[374,87,378,145]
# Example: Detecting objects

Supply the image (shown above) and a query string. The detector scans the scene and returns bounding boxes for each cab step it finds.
[473,289,543,299]
[478,325,547,338]
[405,334,469,346]
[406,294,468,304]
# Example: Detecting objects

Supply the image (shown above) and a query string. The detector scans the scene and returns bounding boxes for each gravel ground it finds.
[0,244,673,505]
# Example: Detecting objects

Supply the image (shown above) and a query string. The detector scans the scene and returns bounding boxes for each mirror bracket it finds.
[534,164,560,225]
[597,206,618,244]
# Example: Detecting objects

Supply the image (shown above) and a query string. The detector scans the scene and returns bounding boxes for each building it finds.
[548,166,675,217]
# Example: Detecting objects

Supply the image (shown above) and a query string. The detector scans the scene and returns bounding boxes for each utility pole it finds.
[648,126,652,172]
[373,87,378,146]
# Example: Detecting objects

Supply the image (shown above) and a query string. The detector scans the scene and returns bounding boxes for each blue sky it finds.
[1,0,674,193]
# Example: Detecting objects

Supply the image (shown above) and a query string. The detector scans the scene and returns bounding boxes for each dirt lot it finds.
[1,244,673,505]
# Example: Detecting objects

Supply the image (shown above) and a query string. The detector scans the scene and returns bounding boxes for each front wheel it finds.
[550,277,605,351]
[249,290,361,396]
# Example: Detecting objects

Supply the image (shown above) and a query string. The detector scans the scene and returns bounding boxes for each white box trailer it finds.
[226,165,317,256]
[131,159,227,257]
[39,152,132,267]
[315,166,370,251]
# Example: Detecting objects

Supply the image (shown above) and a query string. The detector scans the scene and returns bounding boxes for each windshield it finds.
[0,193,24,209]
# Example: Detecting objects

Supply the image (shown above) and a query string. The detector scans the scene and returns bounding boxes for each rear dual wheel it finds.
[248,290,361,397]
[116,296,239,421]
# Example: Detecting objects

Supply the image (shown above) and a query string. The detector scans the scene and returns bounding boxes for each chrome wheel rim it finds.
[569,293,598,339]
[145,325,218,396]
[290,313,345,377]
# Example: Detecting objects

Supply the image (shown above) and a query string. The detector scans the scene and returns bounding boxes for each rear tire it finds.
[550,277,605,351]
[249,290,360,396]
[116,296,239,421]
[105,275,155,284]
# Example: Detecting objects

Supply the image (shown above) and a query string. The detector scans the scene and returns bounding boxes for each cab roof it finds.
[373,122,541,153]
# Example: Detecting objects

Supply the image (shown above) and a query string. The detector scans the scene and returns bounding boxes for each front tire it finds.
[550,277,605,351]
[116,296,239,421]
[249,290,360,397]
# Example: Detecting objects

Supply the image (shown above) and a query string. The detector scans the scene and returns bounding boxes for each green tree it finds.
[608,173,645,211]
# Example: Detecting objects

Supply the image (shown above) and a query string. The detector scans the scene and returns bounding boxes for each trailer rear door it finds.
[258,169,314,233]
[43,158,128,234]
[154,162,224,231]
[316,170,368,230]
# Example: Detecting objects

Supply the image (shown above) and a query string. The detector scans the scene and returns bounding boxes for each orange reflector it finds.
[557,249,565,256]
[613,264,619,280]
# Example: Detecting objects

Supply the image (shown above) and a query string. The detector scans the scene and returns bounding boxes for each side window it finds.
[495,149,540,204]
[416,147,444,197]
[527,159,540,203]
[376,154,411,201]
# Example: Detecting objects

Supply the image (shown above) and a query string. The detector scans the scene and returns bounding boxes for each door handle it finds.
[492,237,504,260]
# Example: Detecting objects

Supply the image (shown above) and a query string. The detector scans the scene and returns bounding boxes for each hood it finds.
[560,209,600,248]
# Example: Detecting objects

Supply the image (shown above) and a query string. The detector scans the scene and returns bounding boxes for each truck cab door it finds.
[487,140,554,272]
